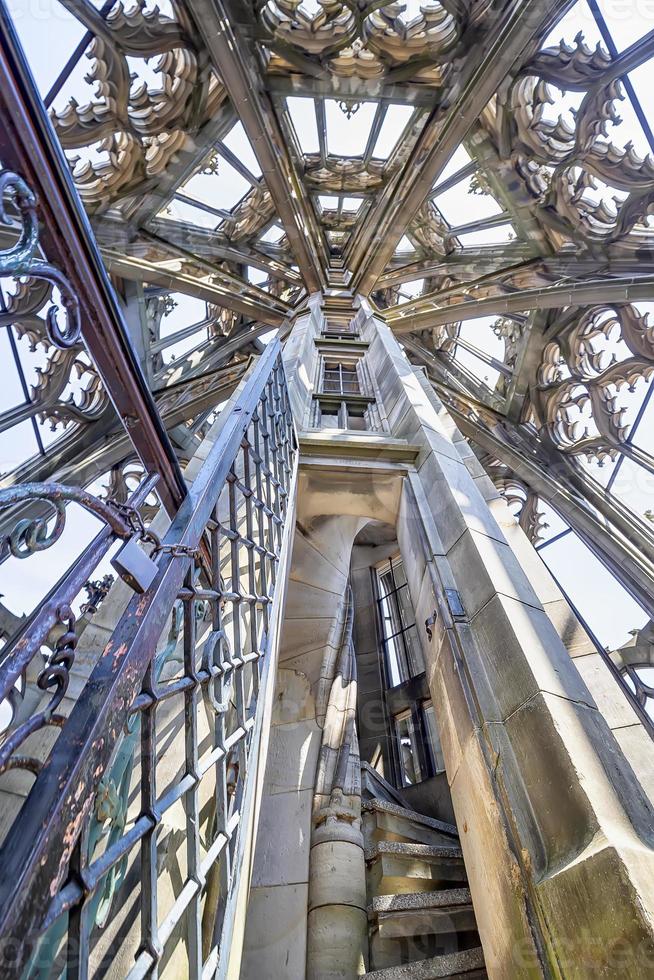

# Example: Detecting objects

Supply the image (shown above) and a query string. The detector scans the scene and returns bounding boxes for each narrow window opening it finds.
[394,710,423,786]
[376,556,424,684]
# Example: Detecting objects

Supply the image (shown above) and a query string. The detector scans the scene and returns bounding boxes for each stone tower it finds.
[0,2,654,978]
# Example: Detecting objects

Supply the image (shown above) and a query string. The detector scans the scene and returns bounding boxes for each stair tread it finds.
[363,946,486,979]
[370,888,473,916]
[363,798,459,839]
[366,840,463,862]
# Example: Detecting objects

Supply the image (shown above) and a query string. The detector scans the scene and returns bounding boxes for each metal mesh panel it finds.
[0,344,297,978]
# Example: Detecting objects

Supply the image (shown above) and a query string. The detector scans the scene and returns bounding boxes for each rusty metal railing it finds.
[0,339,297,977]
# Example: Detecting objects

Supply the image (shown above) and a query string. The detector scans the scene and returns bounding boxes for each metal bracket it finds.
[444,588,465,619]
[425,610,438,642]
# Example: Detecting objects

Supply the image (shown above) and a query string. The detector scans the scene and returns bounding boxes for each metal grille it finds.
[0,341,297,978]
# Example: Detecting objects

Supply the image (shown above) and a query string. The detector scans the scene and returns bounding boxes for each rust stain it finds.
[50,796,93,897]
[112,642,128,668]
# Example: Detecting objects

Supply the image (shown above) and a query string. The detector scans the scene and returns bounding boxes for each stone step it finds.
[366,842,467,896]
[370,933,482,973]
[362,946,487,979]
[370,888,477,939]
[363,799,459,848]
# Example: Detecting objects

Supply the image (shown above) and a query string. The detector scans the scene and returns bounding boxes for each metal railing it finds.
[0,340,298,978]
[0,3,186,511]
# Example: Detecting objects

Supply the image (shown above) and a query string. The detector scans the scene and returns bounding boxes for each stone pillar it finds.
[306,586,367,980]
[307,822,367,980]
[362,303,654,978]
[241,514,367,979]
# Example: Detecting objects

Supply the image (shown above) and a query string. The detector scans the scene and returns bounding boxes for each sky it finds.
[1,0,654,652]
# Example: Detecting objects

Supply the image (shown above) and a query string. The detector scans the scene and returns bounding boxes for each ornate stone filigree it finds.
[409,201,452,255]
[260,0,470,85]
[221,184,275,241]
[490,469,548,545]
[50,1,212,213]
[508,39,654,247]
[492,316,522,367]
[533,303,654,462]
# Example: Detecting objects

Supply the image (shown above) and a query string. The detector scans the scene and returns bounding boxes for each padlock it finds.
[111,535,159,594]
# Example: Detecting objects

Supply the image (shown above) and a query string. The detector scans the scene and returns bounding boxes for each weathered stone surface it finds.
[266,719,322,796]
[363,945,486,979]
[309,839,367,911]
[362,798,458,844]
[241,883,309,980]
[306,904,368,979]
[244,302,654,980]
[251,787,313,888]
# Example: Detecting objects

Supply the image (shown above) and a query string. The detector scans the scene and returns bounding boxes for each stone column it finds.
[241,513,367,979]
[306,585,367,980]
[362,303,654,978]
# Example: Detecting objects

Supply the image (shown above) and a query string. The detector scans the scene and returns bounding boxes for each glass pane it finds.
[384,592,404,639]
[323,363,342,393]
[391,558,407,589]
[423,702,445,773]
[341,368,359,394]
[395,583,415,631]
[385,633,404,688]
[395,713,423,786]
[402,624,425,678]
[378,568,394,598]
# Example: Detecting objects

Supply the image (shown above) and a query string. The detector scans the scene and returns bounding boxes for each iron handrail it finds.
[0,338,297,976]
[0,1,187,512]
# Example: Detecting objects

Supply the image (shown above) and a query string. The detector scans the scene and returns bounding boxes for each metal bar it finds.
[348,0,574,293]
[0,3,187,514]
[535,527,572,552]
[0,339,297,977]
[175,192,236,222]
[188,0,327,292]
[183,568,203,977]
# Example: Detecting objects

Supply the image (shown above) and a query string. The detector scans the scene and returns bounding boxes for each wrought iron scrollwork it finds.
[0,342,298,977]
[0,481,136,561]
[36,604,77,709]
[4,497,66,560]
[0,170,81,349]
[0,605,77,779]
[0,475,158,781]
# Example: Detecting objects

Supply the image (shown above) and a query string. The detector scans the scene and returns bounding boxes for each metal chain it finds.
[110,499,147,537]
[152,543,202,560]
[110,499,200,560]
